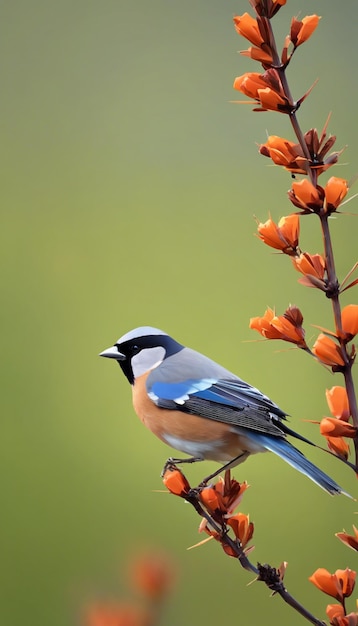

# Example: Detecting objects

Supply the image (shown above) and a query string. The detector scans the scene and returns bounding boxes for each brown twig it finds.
[182,485,325,626]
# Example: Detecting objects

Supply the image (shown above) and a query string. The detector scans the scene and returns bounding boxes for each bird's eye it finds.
[131,344,140,355]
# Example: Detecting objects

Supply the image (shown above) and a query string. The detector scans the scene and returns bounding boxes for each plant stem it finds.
[184,489,325,626]
[320,213,358,463]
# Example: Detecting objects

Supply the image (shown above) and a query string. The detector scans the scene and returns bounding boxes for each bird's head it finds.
[99,326,184,384]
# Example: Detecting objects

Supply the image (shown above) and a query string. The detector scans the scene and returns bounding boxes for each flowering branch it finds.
[163,466,326,626]
[232,1,357,624]
[234,0,358,472]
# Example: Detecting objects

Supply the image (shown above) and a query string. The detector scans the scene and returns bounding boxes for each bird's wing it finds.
[145,349,351,496]
[146,348,285,438]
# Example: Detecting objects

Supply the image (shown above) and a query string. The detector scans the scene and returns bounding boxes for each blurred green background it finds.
[2,0,358,624]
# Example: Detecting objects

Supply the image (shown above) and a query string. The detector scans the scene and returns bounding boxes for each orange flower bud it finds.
[270,312,306,346]
[259,135,307,174]
[250,307,283,339]
[86,603,148,626]
[341,304,358,340]
[312,334,345,368]
[325,603,346,625]
[200,475,248,515]
[227,513,254,548]
[129,551,176,600]
[309,568,356,602]
[240,46,273,65]
[324,177,349,212]
[326,386,350,420]
[216,474,248,513]
[233,71,292,113]
[289,179,324,213]
[222,543,239,558]
[198,519,238,558]
[336,568,356,598]
[290,15,320,47]
[233,72,267,99]
[257,86,288,112]
[200,487,221,513]
[293,252,326,289]
[162,467,190,497]
[320,417,356,438]
[326,435,350,461]
[233,13,264,47]
[257,214,299,254]
[336,525,358,552]
[293,252,325,279]
[250,305,307,348]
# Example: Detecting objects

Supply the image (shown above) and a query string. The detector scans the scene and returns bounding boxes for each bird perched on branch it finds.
[100,326,350,496]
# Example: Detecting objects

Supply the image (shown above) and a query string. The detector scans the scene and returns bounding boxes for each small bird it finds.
[100,326,349,496]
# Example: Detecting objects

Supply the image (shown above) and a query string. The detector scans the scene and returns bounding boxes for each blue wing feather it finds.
[149,378,216,404]
[149,377,285,416]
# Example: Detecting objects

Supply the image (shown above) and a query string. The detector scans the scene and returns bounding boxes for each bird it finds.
[100,326,350,496]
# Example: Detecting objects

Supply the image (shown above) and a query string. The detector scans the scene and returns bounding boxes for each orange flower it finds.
[293,252,326,289]
[324,177,349,213]
[249,307,283,340]
[341,304,358,341]
[312,334,345,368]
[198,519,238,558]
[320,386,352,460]
[259,121,341,176]
[270,307,306,347]
[227,513,254,548]
[326,435,350,461]
[309,568,356,602]
[129,551,176,600]
[326,387,350,420]
[233,72,267,99]
[200,474,248,515]
[309,569,343,601]
[233,70,293,113]
[326,604,350,626]
[240,46,273,66]
[320,417,356,439]
[85,603,148,626]
[250,305,307,348]
[331,611,358,626]
[336,569,356,598]
[290,15,320,47]
[336,526,358,552]
[233,13,264,47]
[326,604,345,624]
[199,486,221,512]
[257,87,287,112]
[162,467,190,497]
[288,179,324,213]
[326,604,358,626]
[256,214,299,254]
[259,135,307,174]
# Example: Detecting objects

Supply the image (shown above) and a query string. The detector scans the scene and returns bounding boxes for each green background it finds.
[2,1,358,624]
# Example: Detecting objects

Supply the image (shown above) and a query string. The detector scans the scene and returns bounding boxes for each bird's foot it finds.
[161,456,203,477]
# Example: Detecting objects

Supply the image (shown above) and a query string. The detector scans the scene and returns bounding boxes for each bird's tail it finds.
[275,419,358,473]
[252,433,352,497]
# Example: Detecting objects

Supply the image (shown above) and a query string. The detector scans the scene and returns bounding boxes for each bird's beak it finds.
[99,346,125,360]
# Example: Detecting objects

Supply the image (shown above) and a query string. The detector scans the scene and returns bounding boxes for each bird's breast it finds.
[132,372,264,463]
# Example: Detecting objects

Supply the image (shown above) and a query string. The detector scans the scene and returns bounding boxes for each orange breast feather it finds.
[132,372,250,462]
